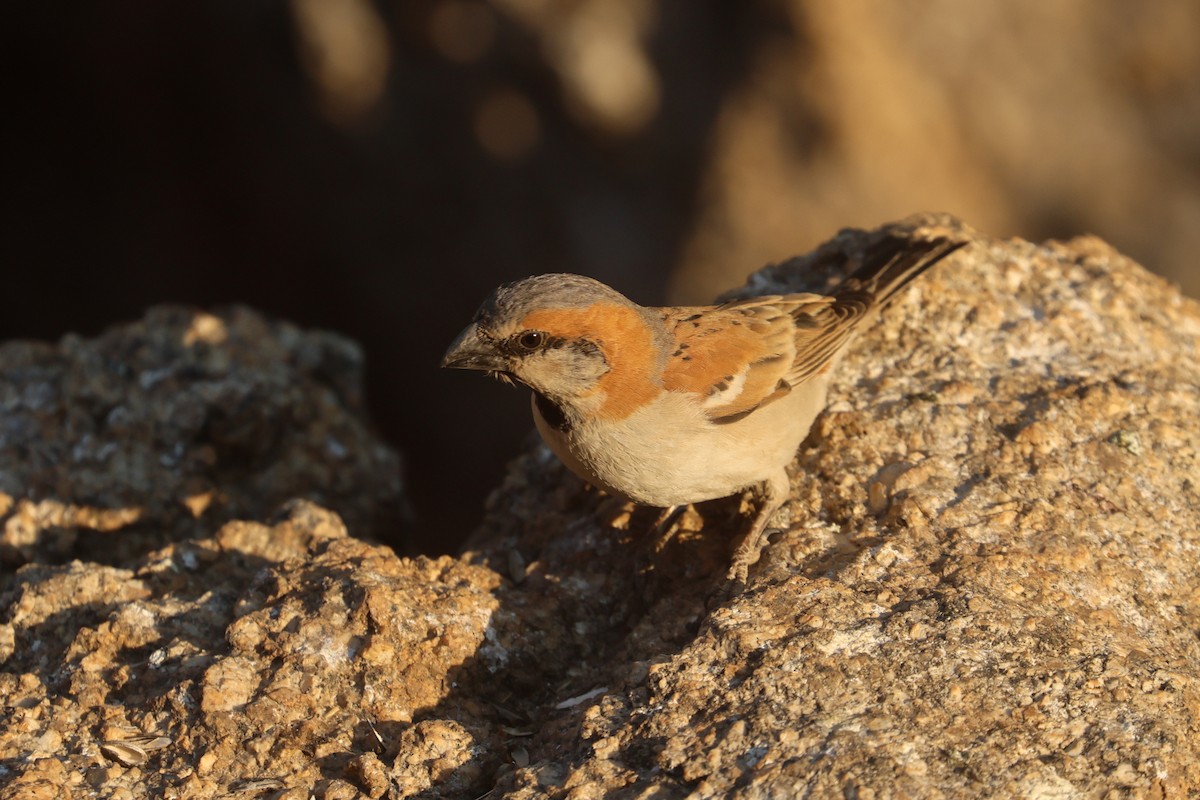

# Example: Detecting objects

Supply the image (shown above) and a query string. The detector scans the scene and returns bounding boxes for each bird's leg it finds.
[632,504,685,582]
[646,504,686,555]
[720,471,790,597]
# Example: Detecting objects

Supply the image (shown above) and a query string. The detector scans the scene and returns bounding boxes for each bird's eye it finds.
[517,330,546,351]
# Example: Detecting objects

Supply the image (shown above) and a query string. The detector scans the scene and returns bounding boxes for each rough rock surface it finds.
[2,216,1199,798]
[0,306,407,565]
[0,503,503,799]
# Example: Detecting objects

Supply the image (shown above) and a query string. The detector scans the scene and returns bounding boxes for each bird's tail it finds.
[835,235,967,311]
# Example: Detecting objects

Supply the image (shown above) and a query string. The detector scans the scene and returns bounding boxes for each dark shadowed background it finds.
[5,1,1198,555]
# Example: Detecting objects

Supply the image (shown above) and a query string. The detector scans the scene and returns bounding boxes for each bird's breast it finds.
[529,385,826,508]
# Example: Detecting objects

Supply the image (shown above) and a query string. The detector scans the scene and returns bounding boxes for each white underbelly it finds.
[530,384,827,507]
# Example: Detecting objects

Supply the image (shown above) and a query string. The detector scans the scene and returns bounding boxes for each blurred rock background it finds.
[4,0,1198,555]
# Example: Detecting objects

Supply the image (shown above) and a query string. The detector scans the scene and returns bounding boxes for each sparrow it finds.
[442,234,966,592]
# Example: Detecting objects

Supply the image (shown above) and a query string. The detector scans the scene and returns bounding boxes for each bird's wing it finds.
[661,293,850,423]
[775,292,872,387]
[661,235,964,422]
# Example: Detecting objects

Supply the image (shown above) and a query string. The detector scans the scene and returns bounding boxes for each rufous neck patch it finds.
[520,303,660,421]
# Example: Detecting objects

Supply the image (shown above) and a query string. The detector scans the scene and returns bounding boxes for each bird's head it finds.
[442,274,656,408]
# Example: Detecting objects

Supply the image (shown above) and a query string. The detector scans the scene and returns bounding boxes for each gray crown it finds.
[474,273,634,328]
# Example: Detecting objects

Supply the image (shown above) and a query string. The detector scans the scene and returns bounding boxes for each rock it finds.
[1,503,504,798]
[2,216,1198,798]
[0,306,407,565]
[467,214,1200,798]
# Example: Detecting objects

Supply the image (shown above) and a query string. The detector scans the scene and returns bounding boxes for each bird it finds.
[442,234,967,593]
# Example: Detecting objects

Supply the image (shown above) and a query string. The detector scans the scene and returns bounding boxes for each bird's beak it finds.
[441,324,507,371]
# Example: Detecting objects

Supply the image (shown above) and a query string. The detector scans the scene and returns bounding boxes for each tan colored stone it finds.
[1,218,1197,797]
